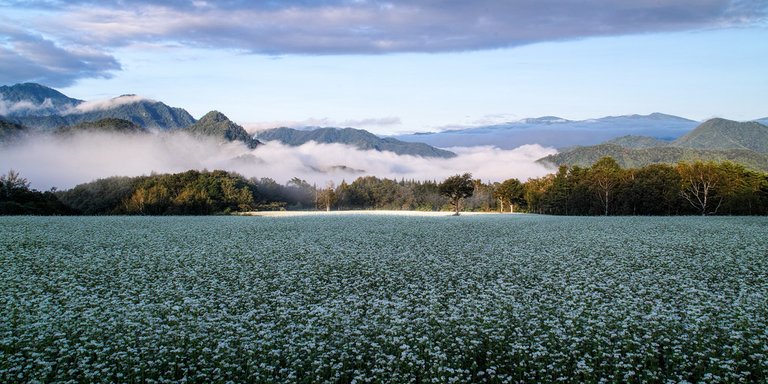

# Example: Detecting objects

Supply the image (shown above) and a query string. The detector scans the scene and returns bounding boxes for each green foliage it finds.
[493,178,524,212]
[526,157,768,216]
[122,170,255,215]
[438,173,474,215]
[0,170,73,215]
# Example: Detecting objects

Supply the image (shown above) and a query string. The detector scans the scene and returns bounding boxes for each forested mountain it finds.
[394,113,698,149]
[540,144,768,171]
[605,135,670,149]
[258,127,456,158]
[541,119,768,170]
[673,118,768,152]
[55,118,148,135]
[0,83,195,130]
[184,111,260,148]
[0,83,82,116]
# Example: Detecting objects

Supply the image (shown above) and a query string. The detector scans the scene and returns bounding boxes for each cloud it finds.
[3,0,765,85]
[0,25,121,87]
[0,96,57,116]
[67,95,153,114]
[0,93,151,117]
[0,132,556,190]
[29,1,768,54]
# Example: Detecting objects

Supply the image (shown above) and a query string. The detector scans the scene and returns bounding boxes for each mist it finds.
[68,95,152,114]
[0,132,557,191]
[0,97,63,116]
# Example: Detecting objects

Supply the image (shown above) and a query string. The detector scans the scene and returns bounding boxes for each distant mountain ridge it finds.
[0,83,195,130]
[540,118,768,171]
[258,126,456,158]
[394,113,699,149]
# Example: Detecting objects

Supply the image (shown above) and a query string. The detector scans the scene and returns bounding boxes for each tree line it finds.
[2,157,767,216]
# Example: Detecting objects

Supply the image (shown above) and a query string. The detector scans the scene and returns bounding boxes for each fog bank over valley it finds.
[0,132,557,190]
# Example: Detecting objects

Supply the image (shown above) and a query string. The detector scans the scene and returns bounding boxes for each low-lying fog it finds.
[0,132,557,190]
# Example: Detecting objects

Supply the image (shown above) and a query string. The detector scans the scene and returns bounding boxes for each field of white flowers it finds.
[1,214,767,383]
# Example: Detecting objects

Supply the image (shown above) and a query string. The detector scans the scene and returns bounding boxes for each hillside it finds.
[258,127,456,158]
[185,111,260,149]
[605,135,670,149]
[0,83,82,116]
[1,83,195,130]
[55,118,148,135]
[539,118,768,171]
[673,118,768,152]
[539,144,768,171]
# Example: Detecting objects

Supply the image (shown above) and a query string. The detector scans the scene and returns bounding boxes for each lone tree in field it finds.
[439,173,474,215]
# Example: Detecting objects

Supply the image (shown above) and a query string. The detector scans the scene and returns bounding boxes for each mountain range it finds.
[2,82,768,170]
[0,83,194,130]
[393,113,702,149]
[257,127,456,158]
[0,83,453,158]
[540,118,768,171]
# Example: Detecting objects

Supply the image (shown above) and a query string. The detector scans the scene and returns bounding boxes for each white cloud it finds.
[28,1,768,55]
[66,95,152,114]
[0,96,57,115]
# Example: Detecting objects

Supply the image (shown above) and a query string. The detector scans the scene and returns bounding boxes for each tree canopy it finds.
[438,173,475,215]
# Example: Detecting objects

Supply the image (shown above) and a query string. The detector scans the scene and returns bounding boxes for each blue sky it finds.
[1,0,767,134]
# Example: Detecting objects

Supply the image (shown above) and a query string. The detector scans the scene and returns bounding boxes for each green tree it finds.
[523,174,554,214]
[317,181,336,211]
[624,164,684,215]
[677,161,725,216]
[589,157,623,216]
[494,178,524,213]
[439,173,474,215]
[0,169,30,198]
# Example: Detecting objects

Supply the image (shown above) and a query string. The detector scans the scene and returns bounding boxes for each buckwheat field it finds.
[1,214,767,383]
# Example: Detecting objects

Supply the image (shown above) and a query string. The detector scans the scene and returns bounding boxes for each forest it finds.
[2,157,767,216]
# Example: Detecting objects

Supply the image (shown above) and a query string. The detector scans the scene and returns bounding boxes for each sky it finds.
[1,0,767,135]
